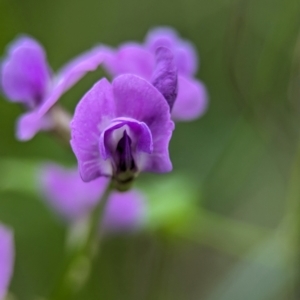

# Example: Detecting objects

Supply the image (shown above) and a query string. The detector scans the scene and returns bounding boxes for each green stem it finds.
[50,183,112,300]
[84,183,112,255]
[49,105,72,147]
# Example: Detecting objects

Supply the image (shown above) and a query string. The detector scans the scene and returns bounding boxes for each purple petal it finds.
[146,27,178,50]
[0,224,14,300]
[1,36,51,107]
[145,27,198,76]
[40,164,109,221]
[70,78,116,181]
[102,43,154,79]
[38,46,106,117]
[112,74,174,172]
[100,118,153,174]
[16,111,53,141]
[172,76,208,121]
[152,47,178,110]
[99,118,153,159]
[103,190,147,232]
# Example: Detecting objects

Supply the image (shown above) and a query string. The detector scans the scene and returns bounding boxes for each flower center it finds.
[99,118,153,189]
[115,129,136,175]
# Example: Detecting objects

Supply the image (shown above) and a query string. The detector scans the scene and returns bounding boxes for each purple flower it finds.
[40,164,108,221]
[145,28,198,76]
[102,190,146,233]
[103,27,208,121]
[70,73,174,186]
[40,164,147,232]
[1,36,105,140]
[0,224,14,300]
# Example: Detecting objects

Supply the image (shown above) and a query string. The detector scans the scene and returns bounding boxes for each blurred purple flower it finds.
[40,164,108,221]
[102,190,146,232]
[103,27,208,121]
[70,73,174,185]
[1,36,105,140]
[0,224,14,300]
[40,164,147,232]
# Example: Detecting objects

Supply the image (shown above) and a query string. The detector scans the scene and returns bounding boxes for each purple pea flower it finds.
[70,71,175,187]
[0,224,14,300]
[103,27,208,121]
[40,164,147,232]
[1,36,105,140]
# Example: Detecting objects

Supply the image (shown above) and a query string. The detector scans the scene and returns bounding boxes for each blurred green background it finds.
[1,0,300,299]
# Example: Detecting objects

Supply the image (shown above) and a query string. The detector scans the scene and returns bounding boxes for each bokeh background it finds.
[1,0,300,299]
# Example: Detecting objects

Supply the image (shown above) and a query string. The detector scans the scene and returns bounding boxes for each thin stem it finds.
[84,183,112,256]
[50,182,112,300]
[49,105,72,146]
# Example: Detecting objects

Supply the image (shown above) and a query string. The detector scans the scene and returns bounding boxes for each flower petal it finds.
[38,46,106,117]
[70,78,116,181]
[112,74,174,172]
[152,47,178,110]
[145,27,198,76]
[99,118,153,175]
[103,190,147,232]
[0,224,14,300]
[99,118,153,160]
[40,164,109,221]
[16,111,53,141]
[103,43,154,79]
[1,36,51,106]
[172,76,208,121]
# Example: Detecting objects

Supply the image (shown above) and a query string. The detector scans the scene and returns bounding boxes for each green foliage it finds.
[142,175,199,234]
